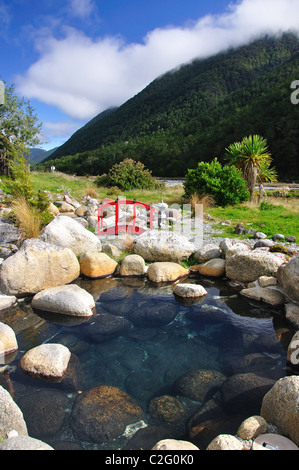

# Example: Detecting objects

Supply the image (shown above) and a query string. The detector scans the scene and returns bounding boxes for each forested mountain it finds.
[38,33,299,180]
[28,147,57,165]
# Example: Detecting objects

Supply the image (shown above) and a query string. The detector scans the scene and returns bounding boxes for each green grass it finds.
[2,171,298,242]
[208,199,299,240]
[30,171,95,198]
[29,171,183,206]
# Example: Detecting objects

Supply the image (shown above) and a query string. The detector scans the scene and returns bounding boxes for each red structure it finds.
[98,198,155,236]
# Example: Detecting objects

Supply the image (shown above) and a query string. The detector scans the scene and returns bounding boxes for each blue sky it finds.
[1,0,299,150]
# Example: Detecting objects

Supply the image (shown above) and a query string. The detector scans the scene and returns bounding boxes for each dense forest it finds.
[37,33,299,181]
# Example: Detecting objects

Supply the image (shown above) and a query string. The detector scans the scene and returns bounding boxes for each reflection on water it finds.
[0,276,292,450]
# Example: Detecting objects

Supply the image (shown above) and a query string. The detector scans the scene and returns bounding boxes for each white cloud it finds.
[68,0,96,19]
[16,0,299,121]
[43,120,80,137]
[40,120,83,149]
[0,0,11,34]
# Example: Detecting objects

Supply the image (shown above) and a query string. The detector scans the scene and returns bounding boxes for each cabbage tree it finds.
[225,135,274,201]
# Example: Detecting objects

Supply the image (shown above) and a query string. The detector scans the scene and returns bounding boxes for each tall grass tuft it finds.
[11,196,41,243]
[84,185,99,198]
[187,193,215,217]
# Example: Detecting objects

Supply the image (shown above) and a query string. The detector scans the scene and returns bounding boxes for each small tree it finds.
[184,158,249,207]
[225,135,274,201]
[0,79,42,175]
[101,158,162,191]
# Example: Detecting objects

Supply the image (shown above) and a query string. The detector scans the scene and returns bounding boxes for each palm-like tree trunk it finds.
[242,163,258,201]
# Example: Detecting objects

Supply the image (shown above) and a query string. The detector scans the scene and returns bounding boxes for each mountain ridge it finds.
[38,33,299,180]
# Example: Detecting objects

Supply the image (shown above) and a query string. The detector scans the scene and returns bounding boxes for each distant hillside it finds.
[39,33,299,180]
[29,147,57,165]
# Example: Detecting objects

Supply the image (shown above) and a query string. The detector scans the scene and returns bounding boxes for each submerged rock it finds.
[221,373,275,415]
[71,384,145,443]
[82,313,132,342]
[174,369,227,402]
[149,395,185,423]
[17,390,69,439]
[128,300,178,327]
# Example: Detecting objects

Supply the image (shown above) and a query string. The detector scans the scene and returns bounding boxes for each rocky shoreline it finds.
[0,194,298,451]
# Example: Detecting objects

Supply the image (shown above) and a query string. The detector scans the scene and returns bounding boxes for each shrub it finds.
[183,158,250,207]
[96,159,163,191]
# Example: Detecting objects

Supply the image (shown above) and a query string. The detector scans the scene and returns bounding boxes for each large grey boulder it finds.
[285,302,299,330]
[0,220,20,244]
[32,284,95,317]
[193,243,222,264]
[133,231,196,262]
[225,243,252,260]
[260,376,299,447]
[40,215,102,256]
[240,286,285,306]
[0,386,28,439]
[277,256,299,303]
[0,239,80,296]
[225,251,286,283]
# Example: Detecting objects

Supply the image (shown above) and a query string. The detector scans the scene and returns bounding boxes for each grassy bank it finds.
[2,171,298,241]
[208,198,299,240]
[29,171,183,206]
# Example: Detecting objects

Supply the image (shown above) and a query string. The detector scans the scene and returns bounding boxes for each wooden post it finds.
[115,198,119,235]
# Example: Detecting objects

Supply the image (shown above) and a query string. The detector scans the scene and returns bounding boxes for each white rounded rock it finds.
[0,322,18,357]
[173,283,207,298]
[20,343,71,379]
[152,439,200,450]
[32,284,95,317]
[206,434,244,450]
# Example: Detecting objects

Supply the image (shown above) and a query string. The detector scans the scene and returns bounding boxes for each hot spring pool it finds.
[1,276,293,450]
